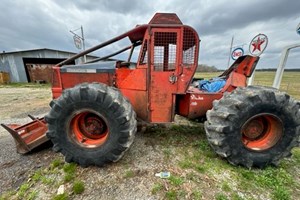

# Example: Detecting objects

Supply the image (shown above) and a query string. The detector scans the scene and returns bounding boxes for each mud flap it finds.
[1,115,49,154]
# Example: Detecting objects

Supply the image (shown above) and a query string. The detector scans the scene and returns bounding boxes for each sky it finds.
[1,0,300,69]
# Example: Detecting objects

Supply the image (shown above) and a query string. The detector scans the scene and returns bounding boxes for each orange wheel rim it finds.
[241,113,283,151]
[68,110,109,148]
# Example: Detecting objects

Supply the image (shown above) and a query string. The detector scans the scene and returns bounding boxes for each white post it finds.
[227,36,234,68]
[272,43,300,89]
[81,26,87,63]
[248,70,255,85]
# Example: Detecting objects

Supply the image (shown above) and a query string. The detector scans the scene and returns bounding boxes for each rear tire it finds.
[45,83,137,167]
[205,86,300,168]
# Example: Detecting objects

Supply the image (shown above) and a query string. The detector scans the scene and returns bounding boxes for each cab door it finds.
[149,28,181,122]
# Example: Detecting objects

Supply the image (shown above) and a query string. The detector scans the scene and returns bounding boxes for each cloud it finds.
[0,0,299,69]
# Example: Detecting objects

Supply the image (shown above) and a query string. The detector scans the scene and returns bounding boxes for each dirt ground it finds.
[1,86,300,200]
[0,87,53,194]
[0,87,195,199]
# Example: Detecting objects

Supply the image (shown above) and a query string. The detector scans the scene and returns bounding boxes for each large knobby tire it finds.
[45,83,137,167]
[205,86,300,168]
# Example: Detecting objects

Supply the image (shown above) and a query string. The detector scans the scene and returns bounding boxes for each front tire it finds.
[45,83,137,167]
[205,86,300,168]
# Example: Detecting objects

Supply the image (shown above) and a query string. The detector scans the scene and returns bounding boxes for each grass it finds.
[1,77,300,199]
[63,163,76,182]
[53,193,68,200]
[124,170,135,178]
[0,82,51,88]
[148,122,300,200]
[72,181,85,194]
[151,183,163,195]
[0,157,87,200]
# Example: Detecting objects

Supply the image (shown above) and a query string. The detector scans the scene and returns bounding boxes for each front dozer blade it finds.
[1,115,49,154]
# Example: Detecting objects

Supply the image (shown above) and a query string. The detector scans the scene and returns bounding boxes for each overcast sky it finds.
[1,0,300,69]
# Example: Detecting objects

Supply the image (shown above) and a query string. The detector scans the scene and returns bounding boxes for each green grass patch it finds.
[165,190,177,200]
[151,183,163,195]
[51,158,64,169]
[235,166,294,200]
[53,193,68,200]
[124,170,135,178]
[221,182,231,192]
[169,175,184,186]
[28,190,38,200]
[191,190,202,199]
[73,180,85,194]
[0,82,51,88]
[272,186,291,200]
[17,183,31,198]
[215,193,229,200]
[63,163,76,174]
[63,163,77,182]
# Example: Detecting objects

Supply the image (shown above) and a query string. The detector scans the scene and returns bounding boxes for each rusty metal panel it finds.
[0,72,10,83]
[26,63,54,83]
[149,13,183,25]
[177,90,223,119]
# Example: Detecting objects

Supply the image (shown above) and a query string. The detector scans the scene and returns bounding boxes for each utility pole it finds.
[70,26,86,63]
[227,36,234,68]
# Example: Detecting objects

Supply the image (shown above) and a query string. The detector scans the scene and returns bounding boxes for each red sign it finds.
[249,34,268,56]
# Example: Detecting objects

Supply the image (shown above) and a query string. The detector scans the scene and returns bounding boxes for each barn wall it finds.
[0,49,97,82]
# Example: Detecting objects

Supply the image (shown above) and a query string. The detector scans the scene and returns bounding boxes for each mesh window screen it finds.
[154,32,177,71]
[182,28,196,66]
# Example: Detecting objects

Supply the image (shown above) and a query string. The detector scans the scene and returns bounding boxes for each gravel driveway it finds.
[0,87,54,194]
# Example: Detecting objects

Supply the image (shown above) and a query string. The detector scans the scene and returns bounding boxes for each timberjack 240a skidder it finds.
[2,13,300,168]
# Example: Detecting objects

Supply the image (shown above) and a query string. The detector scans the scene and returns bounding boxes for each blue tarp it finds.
[198,78,226,92]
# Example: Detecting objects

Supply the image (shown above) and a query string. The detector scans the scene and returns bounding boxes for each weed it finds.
[165,190,177,200]
[186,172,201,183]
[178,159,193,169]
[51,158,64,169]
[124,170,135,178]
[32,170,43,181]
[53,193,68,200]
[169,175,184,186]
[292,148,300,163]
[28,190,38,200]
[63,163,76,174]
[73,181,85,194]
[256,167,293,188]
[194,163,207,173]
[64,173,75,183]
[41,176,54,185]
[239,169,254,180]
[215,193,229,200]
[17,183,30,198]
[63,163,76,182]
[151,183,163,194]
[191,190,202,199]
[231,193,244,200]
[197,140,211,151]
[221,182,231,192]
[271,186,290,200]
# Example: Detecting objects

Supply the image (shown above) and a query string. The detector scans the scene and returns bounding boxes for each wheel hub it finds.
[68,110,109,148]
[241,113,283,151]
[242,119,264,139]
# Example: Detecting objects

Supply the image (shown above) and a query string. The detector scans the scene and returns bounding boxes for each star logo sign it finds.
[249,34,268,56]
[251,37,265,52]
